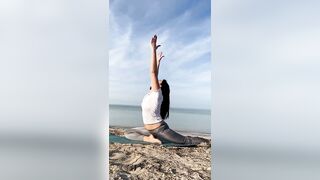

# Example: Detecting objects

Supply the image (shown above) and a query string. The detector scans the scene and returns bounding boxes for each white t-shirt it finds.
[141,89,163,125]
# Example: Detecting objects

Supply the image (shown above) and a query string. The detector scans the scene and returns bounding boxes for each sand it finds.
[109,128,212,180]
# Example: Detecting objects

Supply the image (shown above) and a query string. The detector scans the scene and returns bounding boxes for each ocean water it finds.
[109,104,211,133]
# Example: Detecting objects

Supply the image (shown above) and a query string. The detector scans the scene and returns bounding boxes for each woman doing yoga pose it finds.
[141,35,208,145]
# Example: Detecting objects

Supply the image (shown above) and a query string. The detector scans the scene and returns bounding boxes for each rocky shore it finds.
[109,128,211,180]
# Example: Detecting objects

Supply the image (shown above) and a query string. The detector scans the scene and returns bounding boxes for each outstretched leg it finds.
[149,122,209,145]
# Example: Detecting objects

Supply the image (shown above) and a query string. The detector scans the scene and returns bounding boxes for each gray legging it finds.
[148,121,209,145]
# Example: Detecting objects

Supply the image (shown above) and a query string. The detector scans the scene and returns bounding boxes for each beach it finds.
[109,128,212,180]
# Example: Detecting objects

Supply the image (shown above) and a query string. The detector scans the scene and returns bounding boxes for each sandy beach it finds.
[109,128,211,180]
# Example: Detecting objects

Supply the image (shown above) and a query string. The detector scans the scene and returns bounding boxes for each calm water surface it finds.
[109,104,211,133]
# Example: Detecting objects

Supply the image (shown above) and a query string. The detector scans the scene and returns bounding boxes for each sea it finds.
[109,104,211,134]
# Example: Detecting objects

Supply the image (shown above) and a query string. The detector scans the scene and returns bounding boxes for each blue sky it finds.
[109,0,211,109]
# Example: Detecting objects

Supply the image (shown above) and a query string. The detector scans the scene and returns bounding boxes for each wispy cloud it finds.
[109,0,211,109]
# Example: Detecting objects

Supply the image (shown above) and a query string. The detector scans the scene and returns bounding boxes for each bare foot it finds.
[143,134,161,144]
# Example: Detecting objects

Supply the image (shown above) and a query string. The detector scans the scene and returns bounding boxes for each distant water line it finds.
[109,104,211,133]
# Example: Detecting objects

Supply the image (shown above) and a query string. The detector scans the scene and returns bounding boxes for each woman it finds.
[141,35,209,145]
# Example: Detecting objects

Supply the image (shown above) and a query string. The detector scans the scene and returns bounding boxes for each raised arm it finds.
[150,35,160,91]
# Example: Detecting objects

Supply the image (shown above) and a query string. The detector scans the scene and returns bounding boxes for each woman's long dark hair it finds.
[160,79,170,119]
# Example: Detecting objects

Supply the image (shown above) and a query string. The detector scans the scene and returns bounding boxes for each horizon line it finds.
[109,103,211,111]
